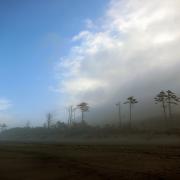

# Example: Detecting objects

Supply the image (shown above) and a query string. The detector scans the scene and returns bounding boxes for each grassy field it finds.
[0,142,179,180]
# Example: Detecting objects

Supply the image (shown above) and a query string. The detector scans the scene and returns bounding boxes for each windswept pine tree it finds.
[166,90,180,120]
[77,102,89,123]
[124,96,138,128]
[154,91,167,121]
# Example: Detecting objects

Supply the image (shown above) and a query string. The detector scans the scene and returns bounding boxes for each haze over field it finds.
[0,0,180,127]
[1,2,180,180]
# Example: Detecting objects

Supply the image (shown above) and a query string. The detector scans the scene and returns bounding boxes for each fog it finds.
[0,0,180,130]
[0,1,180,180]
[53,0,180,125]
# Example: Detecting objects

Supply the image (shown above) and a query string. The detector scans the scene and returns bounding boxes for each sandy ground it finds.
[0,142,179,180]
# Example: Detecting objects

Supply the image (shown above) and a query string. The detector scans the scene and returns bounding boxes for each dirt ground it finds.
[0,142,179,180]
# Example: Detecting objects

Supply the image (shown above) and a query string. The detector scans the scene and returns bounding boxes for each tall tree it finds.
[154,91,167,121]
[166,90,180,120]
[67,106,73,125]
[72,107,78,122]
[77,102,89,123]
[46,112,53,129]
[124,96,138,128]
[68,106,78,125]
[116,102,122,128]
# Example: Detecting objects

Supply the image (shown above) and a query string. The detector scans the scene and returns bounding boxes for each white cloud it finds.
[55,0,180,112]
[84,19,96,29]
[0,98,12,111]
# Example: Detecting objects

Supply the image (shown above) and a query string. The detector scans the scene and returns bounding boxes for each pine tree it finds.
[154,91,167,121]
[124,96,138,128]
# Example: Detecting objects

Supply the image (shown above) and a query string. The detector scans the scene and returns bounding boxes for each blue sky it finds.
[1,0,180,126]
[0,0,108,124]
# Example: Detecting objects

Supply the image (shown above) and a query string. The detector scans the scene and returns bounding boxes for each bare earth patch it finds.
[0,142,179,180]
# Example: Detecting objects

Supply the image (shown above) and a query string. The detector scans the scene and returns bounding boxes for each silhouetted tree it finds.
[25,121,31,128]
[72,107,78,122]
[115,102,122,128]
[0,123,7,131]
[67,106,73,125]
[55,121,66,129]
[46,112,53,129]
[166,90,180,120]
[77,102,89,123]
[124,96,138,128]
[154,91,167,121]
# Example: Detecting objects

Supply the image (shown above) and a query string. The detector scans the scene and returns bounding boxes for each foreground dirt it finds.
[0,142,179,180]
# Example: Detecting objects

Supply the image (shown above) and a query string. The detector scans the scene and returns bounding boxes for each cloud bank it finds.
[55,0,180,122]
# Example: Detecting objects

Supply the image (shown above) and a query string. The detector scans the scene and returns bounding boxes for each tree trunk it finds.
[162,100,168,128]
[119,104,121,128]
[73,110,76,121]
[129,103,132,129]
[168,99,172,120]
[162,100,167,121]
[82,111,84,123]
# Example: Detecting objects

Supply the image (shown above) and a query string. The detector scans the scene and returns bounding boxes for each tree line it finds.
[63,90,180,129]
